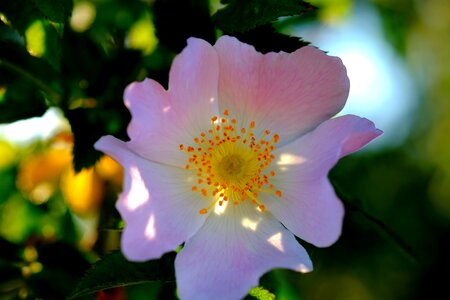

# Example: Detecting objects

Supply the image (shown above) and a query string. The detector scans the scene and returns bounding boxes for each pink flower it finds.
[95,36,382,300]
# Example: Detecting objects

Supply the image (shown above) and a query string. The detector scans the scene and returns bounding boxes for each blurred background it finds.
[0,0,449,299]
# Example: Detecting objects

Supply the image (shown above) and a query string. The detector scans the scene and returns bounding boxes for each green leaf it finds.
[0,74,47,123]
[26,242,91,299]
[333,183,419,263]
[24,18,63,70]
[0,0,41,35]
[31,0,73,23]
[233,24,310,54]
[0,47,50,123]
[1,0,65,69]
[248,286,276,300]
[0,41,61,123]
[69,251,176,299]
[213,0,316,33]
[60,31,137,171]
[153,0,215,52]
[66,108,103,172]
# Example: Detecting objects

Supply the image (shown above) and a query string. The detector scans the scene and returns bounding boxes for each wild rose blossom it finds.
[95,36,382,300]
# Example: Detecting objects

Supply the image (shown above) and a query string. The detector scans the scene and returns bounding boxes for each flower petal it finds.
[262,115,382,247]
[175,202,312,300]
[125,37,219,167]
[214,36,350,146]
[95,136,209,261]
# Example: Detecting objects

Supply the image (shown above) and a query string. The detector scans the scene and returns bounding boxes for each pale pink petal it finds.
[175,202,312,300]
[214,35,350,146]
[261,115,382,247]
[95,136,210,261]
[126,37,219,167]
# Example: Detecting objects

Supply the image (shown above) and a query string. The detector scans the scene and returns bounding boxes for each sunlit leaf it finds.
[69,251,176,299]
[0,140,17,170]
[25,20,46,57]
[126,12,158,54]
[23,18,62,69]
[0,196,42,243]
[248,286,276,300]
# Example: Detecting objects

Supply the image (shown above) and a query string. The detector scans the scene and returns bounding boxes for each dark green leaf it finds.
[0,0,41,35]
[66,108,104,172]
[213,0,316,33]
[31,0,73,23]
[25,18,63,70]
[61,31,136,171]
[0,19,23,44]
[0,74,47,123]
[0,41,61,123]
[69,251,176,299]
[153,0,215,53]
[332,182,419,263]
[1,0,65,69]
[0,238,21,263]
[24,242,91,299]
[233,24,310,53]
[0,258,21,281]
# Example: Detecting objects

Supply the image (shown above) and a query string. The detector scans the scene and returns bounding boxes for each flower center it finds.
[179,109,282,215]
[219,154,244,178]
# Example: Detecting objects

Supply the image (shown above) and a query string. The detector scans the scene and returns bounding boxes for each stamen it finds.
[180,109,282,214]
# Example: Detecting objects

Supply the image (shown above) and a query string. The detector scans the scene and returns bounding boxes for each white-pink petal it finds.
[94,136,209,261]
[262,115,382,247]
[175,202,312,300]
[125,37,220,167]
[214,36,350,146]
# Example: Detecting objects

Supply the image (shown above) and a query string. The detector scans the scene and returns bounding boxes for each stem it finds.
[0,59,61,105]
[345,201,419,263]
[333,182,419,263]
